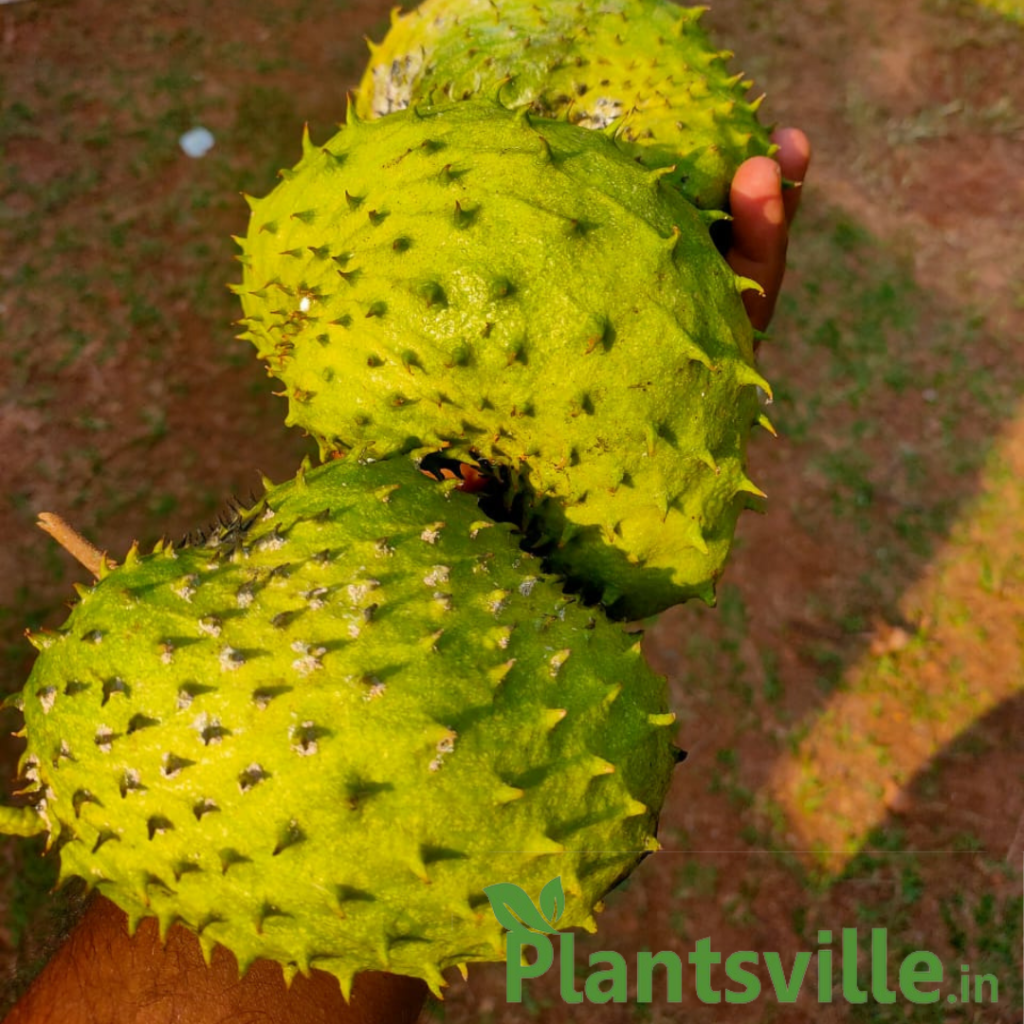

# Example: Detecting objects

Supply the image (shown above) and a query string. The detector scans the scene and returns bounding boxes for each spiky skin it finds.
[235,101,770,620]
[1,457,676,995]
[355,0,773,211]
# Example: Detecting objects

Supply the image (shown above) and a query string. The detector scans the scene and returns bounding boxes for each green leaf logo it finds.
[539,876,564,927]
[483,877,565,934]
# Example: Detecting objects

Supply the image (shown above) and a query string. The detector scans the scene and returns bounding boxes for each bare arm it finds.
[4,896,427,1024]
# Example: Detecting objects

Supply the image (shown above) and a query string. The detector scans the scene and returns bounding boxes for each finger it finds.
[728,155,787,333]
[771,127,811,226]
[729,155,785,267]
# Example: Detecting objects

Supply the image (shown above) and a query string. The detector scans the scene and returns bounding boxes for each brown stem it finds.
[36,512,114,577]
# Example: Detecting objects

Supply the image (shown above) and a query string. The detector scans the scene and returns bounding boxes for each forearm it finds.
[5,896,427,1024]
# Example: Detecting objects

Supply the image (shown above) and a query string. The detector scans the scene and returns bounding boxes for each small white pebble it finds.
[179,125,215,158]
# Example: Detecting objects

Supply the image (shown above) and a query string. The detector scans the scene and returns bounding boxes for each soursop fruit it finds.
[235,100,771,620]
[0,456,677,995]
[355,0,773,211]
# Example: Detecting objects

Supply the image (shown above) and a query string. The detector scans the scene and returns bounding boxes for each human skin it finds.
[3,130,810,1024]
[732,127,812,334]
[4,897,427,1024]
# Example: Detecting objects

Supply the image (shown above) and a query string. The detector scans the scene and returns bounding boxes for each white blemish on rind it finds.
[193,712,224,745]
[423,565,450,587]
[219,647,244,671]
[37,688,57,713]
[292,721,318,756]
[173,575,199,602]
[347,580,380,604]
[290,641,326,675]
[420,523,444,544]
[429,730,457,772]
[576,96,625,130]
[363,681,385,701]
[370,48,426,116]
[255,529,286,552]
[239,763,267,791]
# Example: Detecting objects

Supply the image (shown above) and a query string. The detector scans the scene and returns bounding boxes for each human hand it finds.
[726,127,812,335]
[4,896,427,1024]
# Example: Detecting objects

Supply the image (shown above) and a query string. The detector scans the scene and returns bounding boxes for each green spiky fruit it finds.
[0,456,677,995]
[355,0,773,211]
[235,101,771,620]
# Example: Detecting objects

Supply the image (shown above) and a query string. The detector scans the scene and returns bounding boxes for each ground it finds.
[0,0,1022,1020]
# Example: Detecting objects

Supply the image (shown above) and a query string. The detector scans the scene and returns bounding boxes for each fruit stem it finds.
[37,512,114,577]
